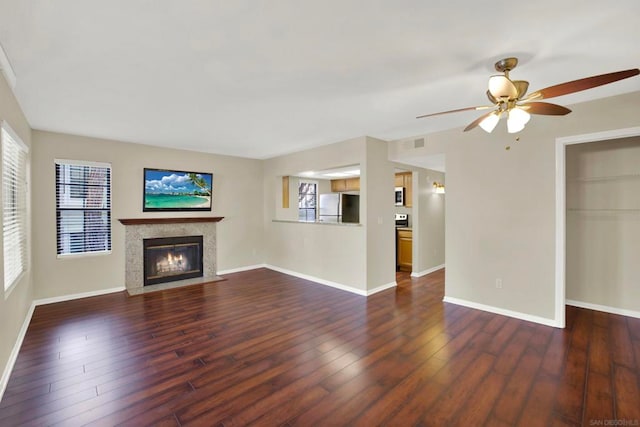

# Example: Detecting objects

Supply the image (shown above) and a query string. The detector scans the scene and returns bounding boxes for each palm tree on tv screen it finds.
[187,173,211,196]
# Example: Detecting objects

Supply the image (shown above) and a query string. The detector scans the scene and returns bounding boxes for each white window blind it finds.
[2,123,28,291]
[55,160,111,256]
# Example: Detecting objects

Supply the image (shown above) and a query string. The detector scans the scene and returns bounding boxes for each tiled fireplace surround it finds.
[119,217,224,295]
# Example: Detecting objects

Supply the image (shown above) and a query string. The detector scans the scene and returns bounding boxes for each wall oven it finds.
[395,187,405,206]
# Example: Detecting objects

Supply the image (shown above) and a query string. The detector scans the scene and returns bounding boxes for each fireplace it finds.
[143,235,204,286]
[120,217,223,294]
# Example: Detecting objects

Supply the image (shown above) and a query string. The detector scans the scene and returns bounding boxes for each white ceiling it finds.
[0,1,639,160]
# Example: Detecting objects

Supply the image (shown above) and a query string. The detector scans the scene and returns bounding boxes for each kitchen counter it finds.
[272,219,362,227]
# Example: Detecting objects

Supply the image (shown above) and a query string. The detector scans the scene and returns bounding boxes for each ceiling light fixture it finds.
[476,105,531,134]
[507,107,531,133]
[488,75,517,99]
[324,169,360,177]
[479,111,500,133]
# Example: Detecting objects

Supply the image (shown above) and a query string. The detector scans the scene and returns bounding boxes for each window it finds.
[55,160,111,256]
[298,180,317,222]
[2,122,28,291]
[69,165,85,199]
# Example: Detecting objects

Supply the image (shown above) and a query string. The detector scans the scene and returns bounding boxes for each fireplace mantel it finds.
[118,217,224,226]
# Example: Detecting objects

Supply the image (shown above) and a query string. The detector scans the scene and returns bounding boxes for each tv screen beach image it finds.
[144,169,212,210]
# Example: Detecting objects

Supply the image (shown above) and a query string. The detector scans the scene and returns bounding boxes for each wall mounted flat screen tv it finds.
[143,168,213,212]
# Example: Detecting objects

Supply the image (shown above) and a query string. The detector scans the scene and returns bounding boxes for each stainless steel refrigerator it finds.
[319,193,360,223]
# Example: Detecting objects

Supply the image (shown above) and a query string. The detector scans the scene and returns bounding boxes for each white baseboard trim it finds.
[1,301,36,402]
[33,286,126,307]
[223,264,396,296]
[566,299,640,319]
[366,281,397,296]
[216,264,267,275]
[265,264,369,296]
[443,296,561,328]
[411,264,445,278]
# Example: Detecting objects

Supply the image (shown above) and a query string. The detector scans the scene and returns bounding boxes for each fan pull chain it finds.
[505,137,520,151]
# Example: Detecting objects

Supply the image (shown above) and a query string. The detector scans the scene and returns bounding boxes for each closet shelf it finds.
[571,173,640,182]
[567,208,640,213]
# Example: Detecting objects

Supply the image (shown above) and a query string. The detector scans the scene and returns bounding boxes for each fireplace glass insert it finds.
[143,235,204,286]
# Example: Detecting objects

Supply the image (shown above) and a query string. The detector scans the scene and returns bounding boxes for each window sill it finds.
[3,270,26,300]
[272,219,362,227]
[57,250,112,260]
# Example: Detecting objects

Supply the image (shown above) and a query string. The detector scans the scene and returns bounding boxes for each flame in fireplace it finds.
[156,252,189,274]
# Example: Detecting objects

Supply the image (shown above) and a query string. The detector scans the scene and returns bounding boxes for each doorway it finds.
[555,126,640,327]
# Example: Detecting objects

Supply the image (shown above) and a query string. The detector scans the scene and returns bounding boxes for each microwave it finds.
[395,187,405,206]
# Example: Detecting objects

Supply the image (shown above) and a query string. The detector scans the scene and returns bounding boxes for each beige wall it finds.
[389,91,640,323]
[264,137,368,291]
[0,72,33,395]
[264,136,399,293]
[267,221,367,289]
[363,137,396,290]
[566,136,640,312]
[31,130,265,299]
[412,168,446,274]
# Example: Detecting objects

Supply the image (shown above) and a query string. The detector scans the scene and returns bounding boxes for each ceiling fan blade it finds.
[416,105,492,119]
[523,68,640,101]
[464,111,496,132]
[521,102,571,115]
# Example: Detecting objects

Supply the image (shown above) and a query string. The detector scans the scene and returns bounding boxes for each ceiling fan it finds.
[417,57,639,134]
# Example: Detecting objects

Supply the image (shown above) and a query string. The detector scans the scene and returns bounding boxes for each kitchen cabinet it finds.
[331,179,346,192]
[282,176,289,208]
[346,178,360,191]
[395,172,413,207]
[397,228,412,272]
[331,178,360,192]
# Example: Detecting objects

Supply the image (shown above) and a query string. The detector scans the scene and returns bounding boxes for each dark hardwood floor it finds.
[1,268,639,426]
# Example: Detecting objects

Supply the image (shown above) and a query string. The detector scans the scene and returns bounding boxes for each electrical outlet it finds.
[495,278,503,289]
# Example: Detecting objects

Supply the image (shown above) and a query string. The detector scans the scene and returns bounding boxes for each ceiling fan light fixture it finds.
[507,107,531,133]
[416,58,640,137]
[479,111,500,133]
[488,75,517,99]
